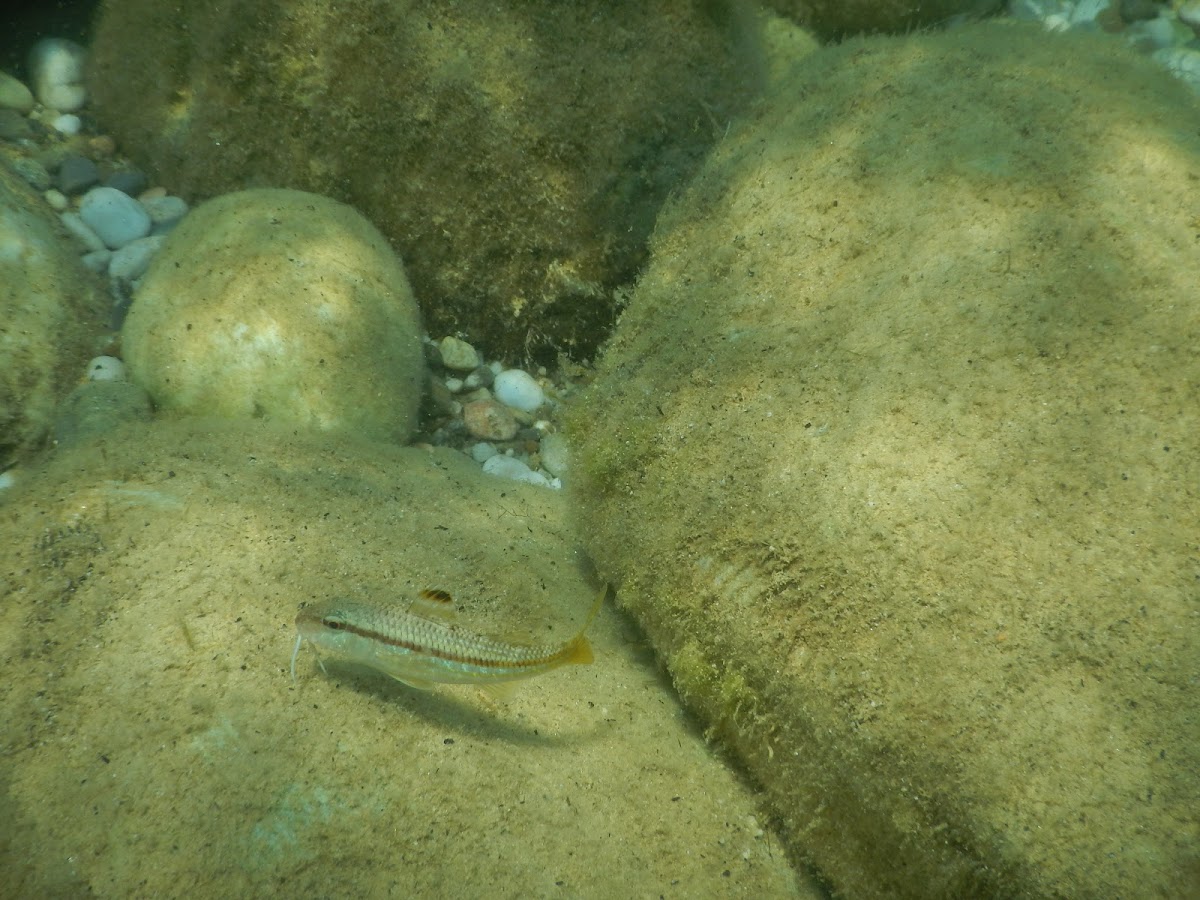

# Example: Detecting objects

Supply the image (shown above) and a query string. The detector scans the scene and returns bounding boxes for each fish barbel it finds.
[290,585,605,690]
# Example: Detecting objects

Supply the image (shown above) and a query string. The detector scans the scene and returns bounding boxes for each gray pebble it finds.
[142,194,188,228]
[438,336,481,371]
[108,235,164,282]
[79,186,151,249]
[56,154,100,195]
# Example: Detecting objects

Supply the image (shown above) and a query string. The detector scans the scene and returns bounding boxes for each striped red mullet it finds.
[291,586,604,690]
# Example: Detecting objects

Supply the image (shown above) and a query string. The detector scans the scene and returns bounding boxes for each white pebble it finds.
[0,469,16,492]
[482,454,555,488]
[443,376,464,393]
[79,187,151,249]
[86,356,126,382]
[51,113,82,135]
[493,368,545,412]
[28,38,88,111]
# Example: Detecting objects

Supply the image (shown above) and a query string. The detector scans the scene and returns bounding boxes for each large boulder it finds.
[0,160,108,465]
[122,189,425,444]
[762,0,1003,40]
[569,24,1199,899]
[87,0,762,364]
[0,419,809,897]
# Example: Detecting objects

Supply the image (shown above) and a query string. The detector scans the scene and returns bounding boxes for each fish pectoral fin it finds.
[392,675,435,691]
[479,680,519,704]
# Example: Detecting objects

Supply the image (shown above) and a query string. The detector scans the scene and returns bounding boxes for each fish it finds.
[290,584,606,691]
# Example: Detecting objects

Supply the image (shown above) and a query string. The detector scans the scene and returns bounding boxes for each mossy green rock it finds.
[0,160,107,465]
[762,0,1002,40]
[570,25,1199,898]
[0,419,807,897]
[87,0,760,364]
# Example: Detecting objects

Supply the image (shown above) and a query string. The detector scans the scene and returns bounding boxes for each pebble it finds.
[462,398,518,441]
[539,432,570,477]
[481,454,557,489]
[86,356,126,382]
[142,194,188,229]
[42,188,69,211]
[108,235,164,282]
[79,186,152,249]
[28,37,88,111]
[463,365,494,390]
[52,113,82,135]
[493,368,545,412]
[56,154,101,195]
[105,168,149,197]
[439,335,481,371]
[469,442,498,463]
[0,71,34,113]
[60,211,108,252]
[81,249,112,273]
[1177,1,1200,30]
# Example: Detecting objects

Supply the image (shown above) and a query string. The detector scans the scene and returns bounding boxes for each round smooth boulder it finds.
[0,161,108,465]
[122,189,424,443]
[570,24,1199,900]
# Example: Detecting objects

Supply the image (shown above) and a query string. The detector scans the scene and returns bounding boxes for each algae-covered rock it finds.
[87,0,762,364]
[570,24,1200,899]
[122,189,425,444]
[762,0,1003,40]
[0,419,810,897]
[0,160,108,465]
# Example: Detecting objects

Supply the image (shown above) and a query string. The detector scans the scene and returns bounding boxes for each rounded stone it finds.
[0,164,108,463]
[122,188,425,443]
[0,71,35,113]
[462,398,518,442]
[56,154,101,195]
[28,37,87,111]
[493,368,545,412]
[437,335,480,372]
[78,186,151,249]
[86,1,762,364]
[570,25,1199,899]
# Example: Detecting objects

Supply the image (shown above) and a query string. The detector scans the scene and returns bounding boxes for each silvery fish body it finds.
[291,587,603,690]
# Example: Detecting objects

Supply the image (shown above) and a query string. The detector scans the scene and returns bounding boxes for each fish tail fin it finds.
[563,634,594,665]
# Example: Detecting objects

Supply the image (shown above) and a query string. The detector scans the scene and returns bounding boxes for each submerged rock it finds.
[570,24,1200,899]
[87,0,762,364]
[122,189,425,444]
[0,419,808,897]
[0,161,108,465]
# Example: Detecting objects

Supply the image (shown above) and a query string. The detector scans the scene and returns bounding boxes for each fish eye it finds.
[321,617,345,631]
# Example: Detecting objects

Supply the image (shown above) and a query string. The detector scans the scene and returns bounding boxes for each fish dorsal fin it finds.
[411,588,460,624]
